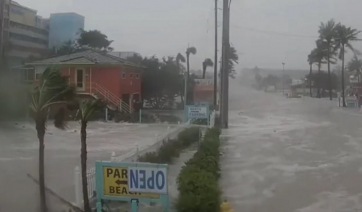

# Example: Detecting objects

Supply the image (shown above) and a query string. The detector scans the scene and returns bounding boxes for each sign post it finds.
[95,161,169,212]
[184,103,210,125]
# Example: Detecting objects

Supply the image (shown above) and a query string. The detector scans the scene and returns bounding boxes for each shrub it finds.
[176,128,221,212]
[137,127,200,164]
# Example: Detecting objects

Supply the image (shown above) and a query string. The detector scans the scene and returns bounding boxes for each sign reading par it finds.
[103,167,160,198]
[95,161,169,212]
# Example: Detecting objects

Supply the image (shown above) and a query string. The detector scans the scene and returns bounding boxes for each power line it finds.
[232,25,318,39]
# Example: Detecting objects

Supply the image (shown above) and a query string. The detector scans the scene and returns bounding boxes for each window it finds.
[130,73,133,78]
[135,73,139,79]
[76,69,84,88]
[9,32,48,45]
[122,72,126,79]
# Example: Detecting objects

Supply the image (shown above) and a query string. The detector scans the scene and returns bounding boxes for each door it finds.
[76,69,85,91]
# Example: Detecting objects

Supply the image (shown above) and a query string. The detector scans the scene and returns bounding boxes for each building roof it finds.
[26,50,142,67]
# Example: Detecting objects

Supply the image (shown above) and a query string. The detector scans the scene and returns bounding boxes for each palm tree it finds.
[348,56,362,83]
[176,53,186,71]
[313,40,329,98]
[334,24,361,107]
[319,19,337,100]
[202,58,214,79]
[76,99,103,212]
[185,47,197,104]
[176,53,186,105]
[30,67,75,212]
[308,49,317,97]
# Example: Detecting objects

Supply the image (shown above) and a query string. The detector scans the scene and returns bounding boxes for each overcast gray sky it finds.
[16,0,362,72]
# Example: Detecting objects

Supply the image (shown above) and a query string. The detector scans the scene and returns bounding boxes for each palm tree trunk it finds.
[342,45,346,107]
[317,63,321,98]
[81,121,91,212]
[309,64,312,97]
[327,46,332,100]
[36,119,47,212]
[202,68,206,79]
[177,60,185,107]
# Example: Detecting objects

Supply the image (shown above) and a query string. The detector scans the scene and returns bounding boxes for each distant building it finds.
[193,79,215,104]
[20,50,142,113]
[0,0,11,67]
[48,13,84,49]
[6,1,49,67]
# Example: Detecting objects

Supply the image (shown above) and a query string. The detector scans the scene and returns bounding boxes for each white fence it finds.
[73,122,190,208]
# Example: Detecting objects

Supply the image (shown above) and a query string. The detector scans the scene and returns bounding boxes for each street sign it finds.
[103,166,160,198]
[95,161,169,212]
[128,166,167,194]
[188,106,208,119]
[184,104,210,125]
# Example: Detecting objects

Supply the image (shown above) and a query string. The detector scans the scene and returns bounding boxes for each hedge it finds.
[175,128,222,212]
[137,127,200,164]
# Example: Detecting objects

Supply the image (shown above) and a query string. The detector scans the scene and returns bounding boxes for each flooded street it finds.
[0,122,175,212]
[221,79,362,212]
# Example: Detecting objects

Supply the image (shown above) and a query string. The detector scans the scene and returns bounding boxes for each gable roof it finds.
[26,50,142,67]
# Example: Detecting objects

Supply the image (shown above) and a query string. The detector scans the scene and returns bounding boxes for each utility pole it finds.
[0,0,5,64]
[220,0,230,129]
[213,0,218,108]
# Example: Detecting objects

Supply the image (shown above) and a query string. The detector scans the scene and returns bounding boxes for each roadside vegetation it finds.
[175,128,221,212]
[137,127,200,163]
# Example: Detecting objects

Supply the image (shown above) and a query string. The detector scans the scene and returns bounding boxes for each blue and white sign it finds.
[128,167,167,194]
[188,106,208,119]
[95,161,169,212]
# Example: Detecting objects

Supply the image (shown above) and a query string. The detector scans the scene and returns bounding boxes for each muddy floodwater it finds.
[221,79,362,212]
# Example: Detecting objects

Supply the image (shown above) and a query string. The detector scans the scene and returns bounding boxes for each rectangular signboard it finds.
[128,167,167,194]
[188,106,208,119]
[102,166,160,199]
[95,162,169,212]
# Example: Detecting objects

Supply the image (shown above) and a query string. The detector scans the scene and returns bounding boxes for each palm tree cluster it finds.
[31,68,103,212]
[308,19,361,106]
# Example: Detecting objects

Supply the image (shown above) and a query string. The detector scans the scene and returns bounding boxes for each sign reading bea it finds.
[103,166,160,199]
[188,106,208,119]
[96,162,169,212]
[128,167,167,194]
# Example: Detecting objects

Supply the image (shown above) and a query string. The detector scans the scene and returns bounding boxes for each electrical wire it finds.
[232,25,318,39]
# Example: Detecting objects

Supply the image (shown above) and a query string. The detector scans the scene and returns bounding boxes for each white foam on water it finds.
[295,190,362,212]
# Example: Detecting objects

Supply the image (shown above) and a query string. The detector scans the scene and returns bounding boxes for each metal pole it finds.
[213,0,218,108]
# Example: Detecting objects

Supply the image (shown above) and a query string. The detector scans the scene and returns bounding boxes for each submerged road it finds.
[221,79,362,212]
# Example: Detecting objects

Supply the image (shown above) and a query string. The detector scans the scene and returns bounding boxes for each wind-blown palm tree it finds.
[176,53,186,71]
[334,24,361,107]
[308,49,317,97]
[176,53,186,105]
[185,47,197,104]
[76,99,103,212]
[313,40,329,98]
[348,56,362,83]
[30,68,75,212]
[319,19,337,100]
[202,58,214,79]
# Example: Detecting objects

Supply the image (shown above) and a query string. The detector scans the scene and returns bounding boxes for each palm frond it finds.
[186,47,197,55]
[30,67,75,130]
[76,99,104,123]
[176,53,186,63]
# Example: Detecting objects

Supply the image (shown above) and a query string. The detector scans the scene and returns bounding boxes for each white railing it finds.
[73,122,190,208]
[90,82,134,114]
[209,110,216,128]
